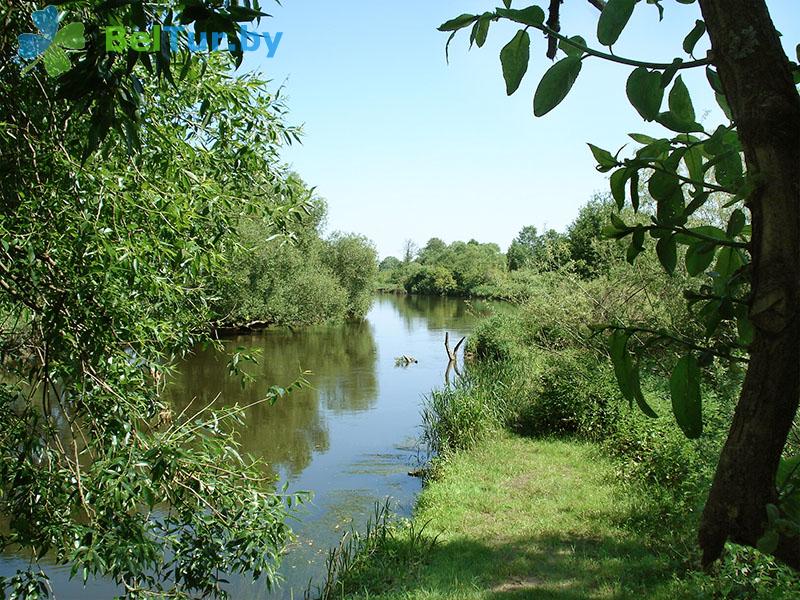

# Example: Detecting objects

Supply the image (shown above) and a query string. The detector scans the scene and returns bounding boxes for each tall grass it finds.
[304,500,438,600]
[421,361,521,455]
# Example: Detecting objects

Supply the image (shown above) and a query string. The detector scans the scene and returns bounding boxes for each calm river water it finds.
[1,295,502,599]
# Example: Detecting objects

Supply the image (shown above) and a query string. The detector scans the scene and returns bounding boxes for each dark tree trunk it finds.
[697,0,800,568]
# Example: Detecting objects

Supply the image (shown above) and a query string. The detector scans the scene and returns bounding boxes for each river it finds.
[0,295,503,599]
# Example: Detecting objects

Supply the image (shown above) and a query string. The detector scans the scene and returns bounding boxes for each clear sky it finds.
[242,1,799,259]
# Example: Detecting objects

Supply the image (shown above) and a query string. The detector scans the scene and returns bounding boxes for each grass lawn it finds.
[345,433,685,599]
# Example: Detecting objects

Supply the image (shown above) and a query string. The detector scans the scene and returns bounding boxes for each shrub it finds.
[421,363,518,454]
[470,312,535,362]
[511,350,622,440]
[404,265,457,296]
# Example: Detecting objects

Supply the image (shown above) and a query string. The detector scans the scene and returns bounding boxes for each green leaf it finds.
[626,67,664,121]
[682,20,706,55]
[597,0,636,46]
[656,189,685,225]
[676,225,729,244]
[628,133,659,145]
[712,247,743,294]
[655,111,703,133]
[54,22,86,49]
[472,16,491,48]
[715,150,743,187]
[630,170,640,212]
[503,0,512,7]
[656,234,677,274]
[610,168,631,210]
[610,330,635,404]
[438,14,478,32]
[636,138,671,160]
[716,92,733,120]
[626,226,645,264]
[684,146,704,184]
[660,58,683,89]
[685,241,716,276]
[588,144,617,171]
[757,529,780,555]
[706,66,724,94]
[533,56,583,117]
[668,76,695,124]
[704,125,740,156]
[648,170,680,201]
[559,35,587,58]
[496,6,546,26]
[726,209,746,237]
[609,330,658,418]
[670,355,703,438]
[500,30,531,96]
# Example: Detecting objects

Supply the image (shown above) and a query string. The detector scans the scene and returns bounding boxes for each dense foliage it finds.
[441,0,800,566]
[212,179,378,328]
[0,1,332,597]
[417,234,799,596]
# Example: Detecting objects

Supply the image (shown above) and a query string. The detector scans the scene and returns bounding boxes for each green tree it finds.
[532,228,571,271]
[379,256,403,271]
[418,237,448,264]
[323,233,379,318]
[1,2,309,596]
[441,0,800,567]
[404,265,458,296]
[507,225,538,270]
[567,195,616,277]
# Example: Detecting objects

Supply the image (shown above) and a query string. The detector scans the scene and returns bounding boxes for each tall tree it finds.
[440,0,800,567]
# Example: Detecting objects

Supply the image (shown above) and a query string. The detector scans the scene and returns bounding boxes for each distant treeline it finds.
[377,196,613,299]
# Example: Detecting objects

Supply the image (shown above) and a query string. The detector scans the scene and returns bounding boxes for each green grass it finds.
[343,433,683,599]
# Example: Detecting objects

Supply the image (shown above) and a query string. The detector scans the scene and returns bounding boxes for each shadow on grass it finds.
[350,529,676,599]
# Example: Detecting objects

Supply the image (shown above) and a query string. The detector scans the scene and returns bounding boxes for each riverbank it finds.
[336,432,800,599]
[338,433,680,599]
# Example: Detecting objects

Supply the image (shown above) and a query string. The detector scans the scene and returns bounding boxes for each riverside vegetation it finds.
[354,1,800,595]
[1,1,376,597]
[3,0,800,598]
[376,196,614,299]
[317,195,800,599]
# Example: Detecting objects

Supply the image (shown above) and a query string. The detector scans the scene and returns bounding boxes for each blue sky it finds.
[243,1,799,259]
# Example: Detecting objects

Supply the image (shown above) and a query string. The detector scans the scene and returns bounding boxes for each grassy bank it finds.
[347,433,678,599]
[332,429,800,600]
[316,255,800,599]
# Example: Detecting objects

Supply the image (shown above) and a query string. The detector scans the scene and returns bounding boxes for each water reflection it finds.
[391,294,498,332]
[1,295,505,600]
[166,319,379,479]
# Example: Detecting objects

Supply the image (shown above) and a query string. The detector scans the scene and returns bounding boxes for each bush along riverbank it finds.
[313,252,800,599]
[211,175,379,331]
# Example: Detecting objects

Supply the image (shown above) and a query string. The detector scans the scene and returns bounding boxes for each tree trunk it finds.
[697,0,800,567]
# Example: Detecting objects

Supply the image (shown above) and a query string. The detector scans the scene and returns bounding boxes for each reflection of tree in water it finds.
[165,320,378,479]
[386,295,497,332]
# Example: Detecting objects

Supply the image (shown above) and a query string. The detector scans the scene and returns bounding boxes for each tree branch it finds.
[508,16,711,70]
[546,0,563,60]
